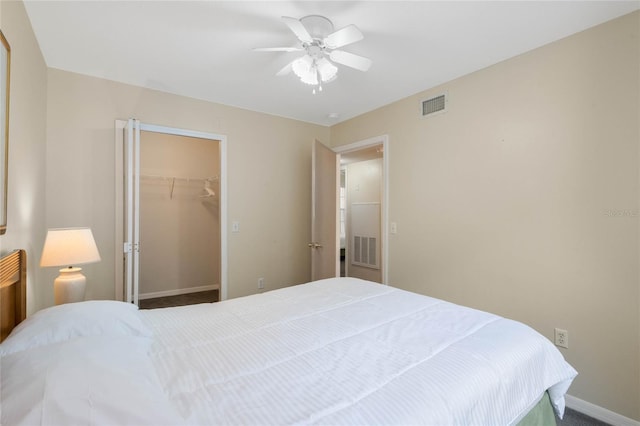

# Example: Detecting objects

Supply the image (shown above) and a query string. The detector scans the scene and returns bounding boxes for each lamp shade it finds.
[40,228,101,267]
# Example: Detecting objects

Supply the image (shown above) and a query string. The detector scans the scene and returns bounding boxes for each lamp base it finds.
[54,267,86,305]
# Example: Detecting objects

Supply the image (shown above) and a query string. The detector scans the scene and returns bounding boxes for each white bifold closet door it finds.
[123,118,141,305]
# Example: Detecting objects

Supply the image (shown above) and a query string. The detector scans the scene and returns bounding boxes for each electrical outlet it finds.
[258,277,264,289]
[554,328,569,349]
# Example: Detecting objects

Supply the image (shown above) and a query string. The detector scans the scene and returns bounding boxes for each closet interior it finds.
[137,131,221,307]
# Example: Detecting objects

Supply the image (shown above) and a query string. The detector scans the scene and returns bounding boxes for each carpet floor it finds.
[557,408,611,426]
[139,290,218,309]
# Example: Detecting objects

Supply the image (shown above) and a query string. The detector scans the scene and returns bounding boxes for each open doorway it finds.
[136,132,220,308]
[334,135,388,284]
[114,119,228,307]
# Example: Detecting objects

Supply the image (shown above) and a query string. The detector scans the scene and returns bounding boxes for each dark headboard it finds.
[0,249,26,342]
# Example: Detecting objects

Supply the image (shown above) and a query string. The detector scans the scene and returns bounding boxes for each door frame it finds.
[334,134,389,285]
[114,120,228,302]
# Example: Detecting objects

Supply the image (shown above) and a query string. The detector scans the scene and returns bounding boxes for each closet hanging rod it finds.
[139,174,218,183]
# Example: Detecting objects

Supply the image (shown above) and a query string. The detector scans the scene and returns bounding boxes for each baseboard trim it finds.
[139,284,220,300]
[566,395,639,426]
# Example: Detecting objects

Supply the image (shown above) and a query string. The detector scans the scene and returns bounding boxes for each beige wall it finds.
[0,1,47,315]
[138,132,220,296]
[331,12,640,420]
[45,69,329,306]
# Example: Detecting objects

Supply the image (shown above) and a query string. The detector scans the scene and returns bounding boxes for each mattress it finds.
[141,277,577,425]
[0,277,577,425]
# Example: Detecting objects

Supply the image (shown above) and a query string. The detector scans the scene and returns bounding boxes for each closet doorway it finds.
[114,120,228,306]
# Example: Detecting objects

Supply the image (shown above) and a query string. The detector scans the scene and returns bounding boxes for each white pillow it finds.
[1,336,183,425]
[0,300,152,355]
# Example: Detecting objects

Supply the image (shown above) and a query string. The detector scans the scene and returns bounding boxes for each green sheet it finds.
[516,392,557,426]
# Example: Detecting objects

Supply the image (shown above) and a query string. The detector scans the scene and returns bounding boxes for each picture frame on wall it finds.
[0,30,10,235]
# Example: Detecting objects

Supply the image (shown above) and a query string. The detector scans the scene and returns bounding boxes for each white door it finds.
[124,119,141,304]
[123,118,141,304]
[311,139,339,281]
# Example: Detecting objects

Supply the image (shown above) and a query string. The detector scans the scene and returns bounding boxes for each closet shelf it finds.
[140,174,218,200]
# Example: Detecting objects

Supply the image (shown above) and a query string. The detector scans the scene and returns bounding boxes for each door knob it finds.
[308,242,323,249]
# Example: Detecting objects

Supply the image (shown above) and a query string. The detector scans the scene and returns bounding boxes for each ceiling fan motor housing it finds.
[300,15,334,41]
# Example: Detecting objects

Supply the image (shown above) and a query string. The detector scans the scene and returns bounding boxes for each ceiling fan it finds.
[254,15,372,94]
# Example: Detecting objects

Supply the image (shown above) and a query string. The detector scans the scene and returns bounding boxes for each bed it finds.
[0,250,26,342]
[0,249,576,425]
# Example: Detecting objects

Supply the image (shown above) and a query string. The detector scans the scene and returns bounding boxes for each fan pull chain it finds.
[312,69,323,95]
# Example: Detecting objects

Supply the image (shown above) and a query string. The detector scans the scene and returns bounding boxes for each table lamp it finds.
[40,227,101,305]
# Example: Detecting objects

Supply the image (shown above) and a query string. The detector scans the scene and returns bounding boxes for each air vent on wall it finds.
[353,235,378,268]
[422,93,447,116]
[351,203,380,270]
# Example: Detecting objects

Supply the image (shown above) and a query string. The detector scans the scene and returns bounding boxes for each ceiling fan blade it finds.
[282,16,313,44]
[329,50,372,72]
[324,24,363,49]
[276,61,294,76]
[253,47,302,52]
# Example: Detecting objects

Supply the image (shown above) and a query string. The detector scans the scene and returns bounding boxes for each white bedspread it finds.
[141,277,577,425]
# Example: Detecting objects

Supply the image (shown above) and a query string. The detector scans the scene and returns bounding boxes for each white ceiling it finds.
[24,1,639,126]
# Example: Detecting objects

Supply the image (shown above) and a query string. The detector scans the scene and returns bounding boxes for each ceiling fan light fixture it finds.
[293,57,319,85]
[292,55,313,80]
[317,58,338,82]
[301,70,319,86]
[292,55,336,87]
